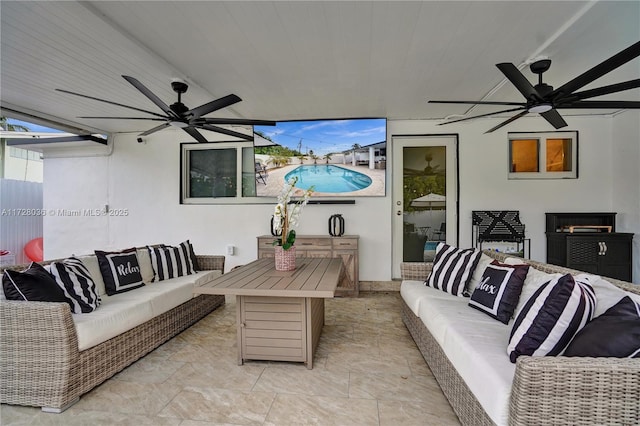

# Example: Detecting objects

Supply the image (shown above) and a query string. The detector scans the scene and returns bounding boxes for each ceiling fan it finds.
[56,76,275,142]
[429,40,640,133]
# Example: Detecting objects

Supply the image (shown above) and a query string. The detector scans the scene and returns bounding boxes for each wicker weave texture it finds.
[0,254,226,410]
[400,262,433,281]
[0,301,80,409]
[510,356,640,426]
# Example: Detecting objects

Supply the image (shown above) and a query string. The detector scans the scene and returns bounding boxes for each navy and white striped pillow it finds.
[508,274,596,363]
[425,243,481,297]
[50,257,101,313]
[148,242,195,282]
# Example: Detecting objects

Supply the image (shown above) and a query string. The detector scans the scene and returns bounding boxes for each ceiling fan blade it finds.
[122,75,178,118]
[187,94,242,119]
[484,110,529,134]
[56,88,167,118]
[199,124,253,141]
[79,116,166,121]
[496,63,541,101]
[437,107,526,125]
[196,117,276,126]
[555,100,640,109]
[561,79,640,101]
[182,127,209,143]
[550,41,640,99]
[540,109,568,129]
[428,100,525,106]
[139,122,171,136]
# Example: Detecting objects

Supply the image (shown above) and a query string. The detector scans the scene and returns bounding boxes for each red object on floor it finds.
[24,238,44,262]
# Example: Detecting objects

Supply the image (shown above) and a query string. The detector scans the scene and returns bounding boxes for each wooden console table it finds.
[194,257,343,369]
[257,235,359,296]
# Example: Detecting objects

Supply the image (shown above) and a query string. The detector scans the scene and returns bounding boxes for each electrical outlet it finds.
[226,245,235,256]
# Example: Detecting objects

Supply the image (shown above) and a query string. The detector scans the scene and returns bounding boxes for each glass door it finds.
[392,135,458,278]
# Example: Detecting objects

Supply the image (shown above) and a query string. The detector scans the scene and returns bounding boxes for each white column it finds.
[352,151,357,166]
[369,147,375,169]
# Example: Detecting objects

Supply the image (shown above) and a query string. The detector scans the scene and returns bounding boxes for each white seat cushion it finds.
[192,269,223,286]
[127,271,216,316]
[418,292,514,426]
[400,280,430,315]
[73,294,154,351]
[72,270,218,350]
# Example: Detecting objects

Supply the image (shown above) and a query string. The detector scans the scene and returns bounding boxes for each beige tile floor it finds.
[0,292,461,425]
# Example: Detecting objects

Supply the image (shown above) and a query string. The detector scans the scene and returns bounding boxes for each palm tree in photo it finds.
[351,143,361,164]
[0,117,30,132]
[324,153,333,164]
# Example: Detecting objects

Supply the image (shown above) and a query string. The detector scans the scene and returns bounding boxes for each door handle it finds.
[602,241,607,256]
[598,242,603,255]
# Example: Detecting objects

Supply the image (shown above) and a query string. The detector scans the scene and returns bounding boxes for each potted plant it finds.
[272,176,314,270]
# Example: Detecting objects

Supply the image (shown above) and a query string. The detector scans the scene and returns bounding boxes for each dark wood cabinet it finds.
[546,213,633,281]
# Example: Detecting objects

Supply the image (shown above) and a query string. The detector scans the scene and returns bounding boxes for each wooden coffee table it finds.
[195,257,344,369]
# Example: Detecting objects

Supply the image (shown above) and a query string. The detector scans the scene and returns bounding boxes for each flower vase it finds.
[274,245,296,271]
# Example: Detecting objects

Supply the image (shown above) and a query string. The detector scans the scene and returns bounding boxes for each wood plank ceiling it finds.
[1,1,638,135]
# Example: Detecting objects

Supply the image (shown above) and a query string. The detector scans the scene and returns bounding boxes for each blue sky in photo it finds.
[5,118,65,133]
[254,118,386,156]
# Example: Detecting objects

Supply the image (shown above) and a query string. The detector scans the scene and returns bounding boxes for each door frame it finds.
[391,134,460,279]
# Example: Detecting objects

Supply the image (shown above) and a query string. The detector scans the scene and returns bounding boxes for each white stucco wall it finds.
[389,114,615,262]
[42,130,391,278]
[611,110,640,282]
[42,114,639,283]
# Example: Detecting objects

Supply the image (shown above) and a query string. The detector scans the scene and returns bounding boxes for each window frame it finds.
[180,141,273,205]
[507,131,578,180]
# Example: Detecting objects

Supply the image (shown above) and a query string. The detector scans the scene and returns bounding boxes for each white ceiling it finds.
[1,1,639,136]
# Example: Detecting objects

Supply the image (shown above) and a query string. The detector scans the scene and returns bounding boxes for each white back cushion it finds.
[78,255,106,296]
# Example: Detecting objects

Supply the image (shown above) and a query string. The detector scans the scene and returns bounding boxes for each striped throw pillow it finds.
[50,257,101,313]
[425,243,481,297]
[148,242,195,282]
[507,273,596,363]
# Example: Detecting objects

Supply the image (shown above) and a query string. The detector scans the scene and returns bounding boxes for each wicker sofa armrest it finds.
[510,355,640,426]
[196,255,225,272]
[400,262,433,281]
[0,300,80,409]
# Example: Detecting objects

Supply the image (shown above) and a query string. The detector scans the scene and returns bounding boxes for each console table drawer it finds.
[258,239,277,251]
[295,238,332,250]
[332,238,358,249]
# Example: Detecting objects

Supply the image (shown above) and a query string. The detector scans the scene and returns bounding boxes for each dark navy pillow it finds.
[468,261,529,324]
[2,262,71,307]
[95,248,145,295]
[564,296,640,358]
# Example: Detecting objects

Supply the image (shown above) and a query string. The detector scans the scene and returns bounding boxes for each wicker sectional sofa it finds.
[400,250,640,426]
[0,254,226,413]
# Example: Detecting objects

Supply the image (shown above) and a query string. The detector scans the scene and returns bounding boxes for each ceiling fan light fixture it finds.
[169,120,189,128]
[528,103,553,113]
